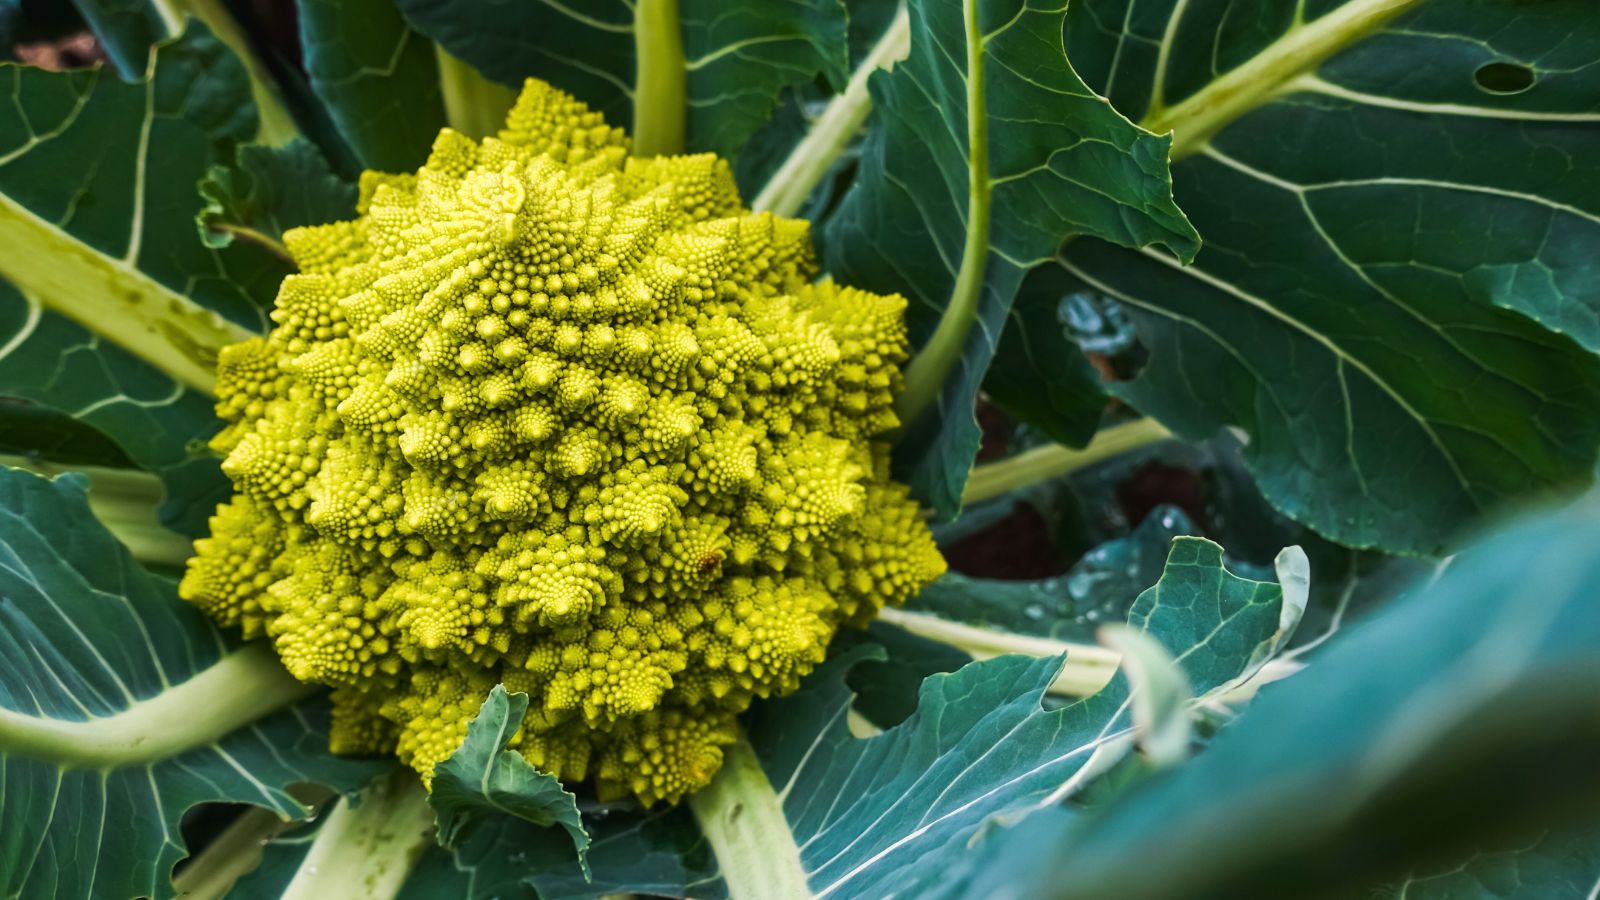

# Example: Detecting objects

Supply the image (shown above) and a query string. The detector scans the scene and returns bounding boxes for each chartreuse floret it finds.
[180,78,945,805]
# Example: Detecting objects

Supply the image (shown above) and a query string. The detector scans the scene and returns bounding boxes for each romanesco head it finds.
[181,78,945,805]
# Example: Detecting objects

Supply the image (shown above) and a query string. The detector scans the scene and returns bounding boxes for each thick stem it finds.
[0,641,314,768]
[155,0,299,145]
[1143,0,1424,160]
[961,418,1173,506]
[893,0,989,429]
[688,737,811,900]
[0,197,254,394]
[631,0,686,156]
[279,769,437,900]
[751,6,912,217]
[170,798,327,900]
[0,456,192,567]
[878,606,1304,701]
[436,46,518,140]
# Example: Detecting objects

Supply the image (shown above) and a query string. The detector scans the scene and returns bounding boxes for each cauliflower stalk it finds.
[180,78,945,805]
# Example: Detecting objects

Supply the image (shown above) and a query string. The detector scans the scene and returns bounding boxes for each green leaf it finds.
[198,139,358,252]
[1052,0,1600,554]
[1027,496,1600,900]
[0,401,132,468]
[0,22,284,394]
[67,0,165,79]
[822,0,1199,520]
[0,279,226,537]
[981,263,1110,448]
[429,685,590,875]
[527,537,1284,898]
[394,0,849,158]
[1098,624,1192,767]
[904,504,1202,647]
[298,0,448,172]
[0,465,388,900]
[1366,822,1600,900]
[743,542,1278,897]
[403,803,719,900]
[223,818,327,900]
[678,0,847,157]
[836,620,972,729]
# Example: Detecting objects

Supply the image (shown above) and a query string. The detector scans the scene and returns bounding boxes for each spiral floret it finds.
[181,78,944,805]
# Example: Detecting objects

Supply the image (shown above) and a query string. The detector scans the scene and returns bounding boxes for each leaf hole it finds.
[1473,61,1536,95]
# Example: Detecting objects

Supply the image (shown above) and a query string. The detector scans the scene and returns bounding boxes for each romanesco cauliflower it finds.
[180,78,945,805]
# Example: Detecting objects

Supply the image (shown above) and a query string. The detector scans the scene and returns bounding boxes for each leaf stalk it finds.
[1143,0,1424,160]
[0,456,192,567]
[894,0,989,429]
[0,641,314,768]
[751,6,912,216]
[961,418,1173,506]
[688,736,811,900]
[435,47,518,140]
[278,769,436,900]
[631,0,687,156]
[155,0,300,145]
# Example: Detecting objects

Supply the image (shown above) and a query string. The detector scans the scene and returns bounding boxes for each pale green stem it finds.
[878,606,1304,701]
[631,0,686,156]
[688,737,811,900]
[209,223,292,265]
[1142,0,1425,160]
[170,788,336,900]
[436,46,519,140]
[279,769,437,900]
[0,641,314,768]
[154,0,299,145]
[894,0,988,429]
[170,806,288,899]
[751,6,912,216]
[0,198,255,394]
[961,418,1173,506]
[0,456,192,567]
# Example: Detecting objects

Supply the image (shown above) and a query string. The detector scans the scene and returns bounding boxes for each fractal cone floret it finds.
[180,78,945,805]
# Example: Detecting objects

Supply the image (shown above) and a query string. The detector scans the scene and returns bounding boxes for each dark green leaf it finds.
[678,0,847,157]
[198,139,357,251]
[0,466,387,900]
[0,279,226,537]
[1030,496,1600,900]
[537,537,1278,897]
[430,685,590,875]
[981,263,1110,448]
[0,400,132,468]
[906,503,1201,646]
[1055,0,1600,553]
[395,0,849,158]
[823,0,1198,519]
[0,23,285,395]
[1367,822,1600,900]
[837,619,972,730]
[67,0,164,79]
[298,0,447,172]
